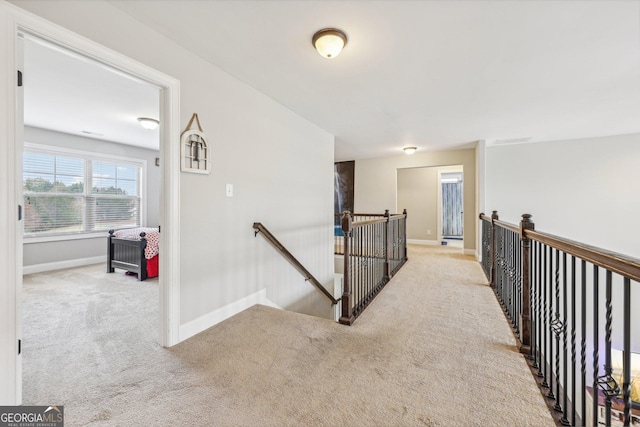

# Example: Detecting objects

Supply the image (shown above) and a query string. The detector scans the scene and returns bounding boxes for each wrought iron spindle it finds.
[592,265,599,427]
[560,251,570,425]
[596,270,619,427]
[551,248,562,409]
[537,242,544,377]
[543,244,550,389]
[532,240,539,367]
[581,260,587,425]
[546,246,555,397]
[570,255,577,427]
[622,277,631,427]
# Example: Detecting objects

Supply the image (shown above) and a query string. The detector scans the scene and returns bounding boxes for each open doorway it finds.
[20,33,162,404]
[439,171,464,248]
[397,165,464,251]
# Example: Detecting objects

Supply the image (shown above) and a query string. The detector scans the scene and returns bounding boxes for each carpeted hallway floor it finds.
[22,245,555,426]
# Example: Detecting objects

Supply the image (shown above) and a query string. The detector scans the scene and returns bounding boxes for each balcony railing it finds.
[480,211,640,427]
[338,210,407,325]
[254,210,407,326]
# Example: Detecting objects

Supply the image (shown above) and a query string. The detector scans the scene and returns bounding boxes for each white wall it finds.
[397,165,463,243]
[355,148,477,255]
[22,126,161,268]
[485,133,640,258]
[8,2,335,325]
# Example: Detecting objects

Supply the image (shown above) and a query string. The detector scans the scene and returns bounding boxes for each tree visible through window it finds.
[23,147,142,236]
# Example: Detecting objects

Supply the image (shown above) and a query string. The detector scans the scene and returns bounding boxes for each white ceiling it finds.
[25,1,640,161]
[23,36,160,150]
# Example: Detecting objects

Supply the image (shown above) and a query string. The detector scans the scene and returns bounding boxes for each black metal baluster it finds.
[532,241,539,366]
[537,242,544,377]
[581,260,587,425]
[516,231,521,337]
[560,251,570,425]
[520,242,537,362]
[592,265,599,427]
[508,231,513,325]
[547,246,555,397]
[511,231,516,326]
[597,270,619,427]
[622,277,631,427]
[543,245,550,390]
[552,248,562,410]
[570,255,576,427]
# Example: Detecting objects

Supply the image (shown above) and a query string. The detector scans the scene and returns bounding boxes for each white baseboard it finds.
[407,239,439,246]
[179,288,281,342]
[23,256,105,275]
[464,249,478,258]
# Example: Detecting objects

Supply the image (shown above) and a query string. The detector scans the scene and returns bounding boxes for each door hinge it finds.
[17,70,23,87]
[18,339,21,355]
[18,204,22,221]
[158,225,161,233]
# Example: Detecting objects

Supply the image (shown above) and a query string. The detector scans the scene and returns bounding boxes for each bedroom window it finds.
[23,145,143,237]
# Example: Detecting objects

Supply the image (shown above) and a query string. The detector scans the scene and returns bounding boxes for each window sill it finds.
[23,232,108,244]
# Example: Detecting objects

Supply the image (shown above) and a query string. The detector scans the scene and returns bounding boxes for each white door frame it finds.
[0,1,181,405]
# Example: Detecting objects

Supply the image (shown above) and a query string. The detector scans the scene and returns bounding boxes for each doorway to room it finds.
[2,8,180,403]
[397,165,464,251]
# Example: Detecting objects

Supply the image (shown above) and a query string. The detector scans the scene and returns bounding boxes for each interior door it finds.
[442,181,463,237]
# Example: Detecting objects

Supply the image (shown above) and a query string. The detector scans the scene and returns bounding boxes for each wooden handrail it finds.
[494,219,520,235]
[483,213,640,283]
[526,229,640,283]
[351,217,387,228]
[253,222,339,305]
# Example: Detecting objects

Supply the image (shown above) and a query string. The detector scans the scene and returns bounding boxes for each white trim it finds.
[464,249,478,258]
[23,256,104,275]
[0,3,23,405]
[25,141,146,164]
[407,239,439,246]
[179,289,281,341]
[24,231,108,244]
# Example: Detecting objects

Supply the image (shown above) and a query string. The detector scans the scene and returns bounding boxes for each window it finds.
[23,144,144,237]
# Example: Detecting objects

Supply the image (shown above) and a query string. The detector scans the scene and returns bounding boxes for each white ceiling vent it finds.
[492,137,533,145]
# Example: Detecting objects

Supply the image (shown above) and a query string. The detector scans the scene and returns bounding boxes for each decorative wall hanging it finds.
[181,113,211,174]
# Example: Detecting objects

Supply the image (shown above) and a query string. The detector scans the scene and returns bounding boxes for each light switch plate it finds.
[226,183,233,197]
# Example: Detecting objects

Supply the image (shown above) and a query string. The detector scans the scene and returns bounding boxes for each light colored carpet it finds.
[23,246,555,426]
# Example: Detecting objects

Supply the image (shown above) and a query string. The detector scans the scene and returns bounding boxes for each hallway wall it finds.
[9,1,335,328]
[354,148,477,255]
[485,132,640,258]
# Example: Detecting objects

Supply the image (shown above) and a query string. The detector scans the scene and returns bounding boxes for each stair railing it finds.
[339,209,408,325]
[253,222,339,305]
[480,211,640,427]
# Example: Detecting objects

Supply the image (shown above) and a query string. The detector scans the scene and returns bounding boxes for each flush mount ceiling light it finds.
[312,28,348,59]
[137,117,159,130]
[403,147,417,155]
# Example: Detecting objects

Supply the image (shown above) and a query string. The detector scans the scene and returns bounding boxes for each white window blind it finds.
[23,147,142,237]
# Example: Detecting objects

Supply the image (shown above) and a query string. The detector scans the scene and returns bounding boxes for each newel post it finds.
[384,209,391,280]
[490,210,499,289]
[339,211,355,325]
[519,213,534,356]
[402,209,408,261]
